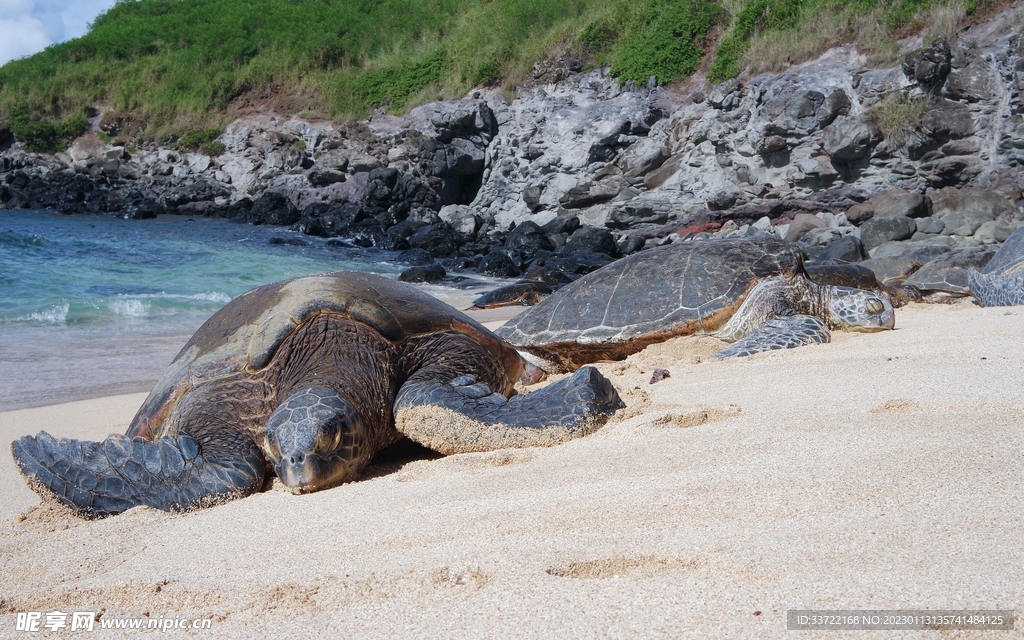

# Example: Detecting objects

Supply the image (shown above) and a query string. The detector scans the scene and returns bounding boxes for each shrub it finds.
[175,128,221,151]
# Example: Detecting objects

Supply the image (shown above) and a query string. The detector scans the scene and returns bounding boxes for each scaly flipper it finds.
[968,269,1024,308]
[11,429,265,518]
[393,366,624,454]
[714,314,829,359]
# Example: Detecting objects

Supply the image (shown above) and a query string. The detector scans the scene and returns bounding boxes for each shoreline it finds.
[1,302,1022,636]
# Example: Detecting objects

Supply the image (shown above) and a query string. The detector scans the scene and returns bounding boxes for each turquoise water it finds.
[0,210,489,411]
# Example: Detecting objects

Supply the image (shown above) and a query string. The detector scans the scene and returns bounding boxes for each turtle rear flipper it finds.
[714,315,830,359]
[393,367,624,454]
[969,269,1024,307]
[11,430,265,518]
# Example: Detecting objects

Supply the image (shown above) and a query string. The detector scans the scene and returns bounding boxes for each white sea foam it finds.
[109,298,150,317]
[133,291,232,304]
[25,302,70,324]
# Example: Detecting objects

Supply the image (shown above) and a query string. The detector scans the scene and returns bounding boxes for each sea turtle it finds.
[495,236,896,371]
[969,225,1024,307]
[471,281,551,309]
[904,246,997,303]
[11,272,623,518]
[858,257,923,287]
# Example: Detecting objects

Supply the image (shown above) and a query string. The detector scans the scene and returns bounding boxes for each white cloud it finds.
[0,0,118,66]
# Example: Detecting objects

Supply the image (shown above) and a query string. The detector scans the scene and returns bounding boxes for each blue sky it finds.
[0,0,117,66]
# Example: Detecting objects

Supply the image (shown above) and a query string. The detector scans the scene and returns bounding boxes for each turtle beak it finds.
[275,451,333,493]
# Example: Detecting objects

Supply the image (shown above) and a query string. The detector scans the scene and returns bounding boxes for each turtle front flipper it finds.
[714,315,830,359]
[393,367,624,454]
[968,269,1024,307]
[11,429,265,518]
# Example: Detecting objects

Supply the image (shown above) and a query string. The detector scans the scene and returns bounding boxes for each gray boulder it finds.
[822,116,882,163]
[861,216,917,252]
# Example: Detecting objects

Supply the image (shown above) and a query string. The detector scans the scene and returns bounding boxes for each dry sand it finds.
[0,302,1022,638]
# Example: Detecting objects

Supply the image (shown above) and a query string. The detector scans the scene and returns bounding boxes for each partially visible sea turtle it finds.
[969,225,1024,306]
[12,272,623,518]
[471,281,551,309]
[496,237,895,371]
[904,246,997,303]
[805,263,921,307]
[858,257,923,286]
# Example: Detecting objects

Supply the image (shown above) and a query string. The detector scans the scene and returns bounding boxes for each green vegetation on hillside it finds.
[0,0,978,149]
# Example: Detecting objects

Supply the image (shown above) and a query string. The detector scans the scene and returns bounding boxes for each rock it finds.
[245,191,300,226]
[816,89,852,128]
[816,235,864,263]
[903,40,951,89]
[399,263,447,283]
[505,221,554,260]
[929,186,1017,221]
[307,168,346,186]
[845,202,875,225]
[914,216,945,234]
[396,248,435,265]
[559,178,623,208]
[974,220,1021,244]
[563,226,618,257]
[542,216,582,236]
[822,116,883,163]
[476,248,521,277]
[943,58,997,103]
[868,189,928,218]
[860,216,917,252]
[785,213,827,242]
[800,227,842,247]
[618,138,670,178]
[408,222,461,257]
[438,204,481,237]
[617,235,646,256]
[943,210,995,236]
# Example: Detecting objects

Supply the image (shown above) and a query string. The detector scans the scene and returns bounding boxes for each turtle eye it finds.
[866,298,885,314]
[315,416,344,454]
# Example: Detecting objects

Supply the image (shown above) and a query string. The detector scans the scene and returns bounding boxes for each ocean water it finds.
[0,210,490,412]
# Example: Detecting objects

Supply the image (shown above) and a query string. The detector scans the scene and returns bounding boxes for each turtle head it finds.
[264,387,370,493]
[825,286,895,332]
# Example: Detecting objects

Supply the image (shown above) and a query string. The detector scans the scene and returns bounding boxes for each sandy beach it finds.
[1,301,1022,638]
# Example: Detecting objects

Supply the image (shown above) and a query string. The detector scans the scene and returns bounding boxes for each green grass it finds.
[0,0,978,146]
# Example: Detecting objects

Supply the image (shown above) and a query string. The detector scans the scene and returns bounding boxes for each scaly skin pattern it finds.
[968,270,1024,307]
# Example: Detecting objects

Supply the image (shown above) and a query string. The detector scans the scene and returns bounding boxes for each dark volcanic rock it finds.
[476,248,521,278]
[563,226,618,257]
[505,221,554,260]
[246,191,299,226]
[816,235,864,263]
[408,221,461,257]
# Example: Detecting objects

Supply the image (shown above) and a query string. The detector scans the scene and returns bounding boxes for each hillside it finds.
[0,0,996,150]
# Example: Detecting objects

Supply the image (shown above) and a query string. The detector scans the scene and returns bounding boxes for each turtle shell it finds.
[905,246,997,293]
[805,263,879,289]
[495,237,803,370]
[129,272,524,438]
[978,225,1024,278]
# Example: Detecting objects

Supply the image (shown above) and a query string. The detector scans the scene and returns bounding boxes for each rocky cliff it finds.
[2,8,1022,283]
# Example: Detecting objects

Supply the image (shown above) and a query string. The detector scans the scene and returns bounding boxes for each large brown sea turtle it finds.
[969,225,1024,307]
[496,237,896,371]
[12,272,623,518]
